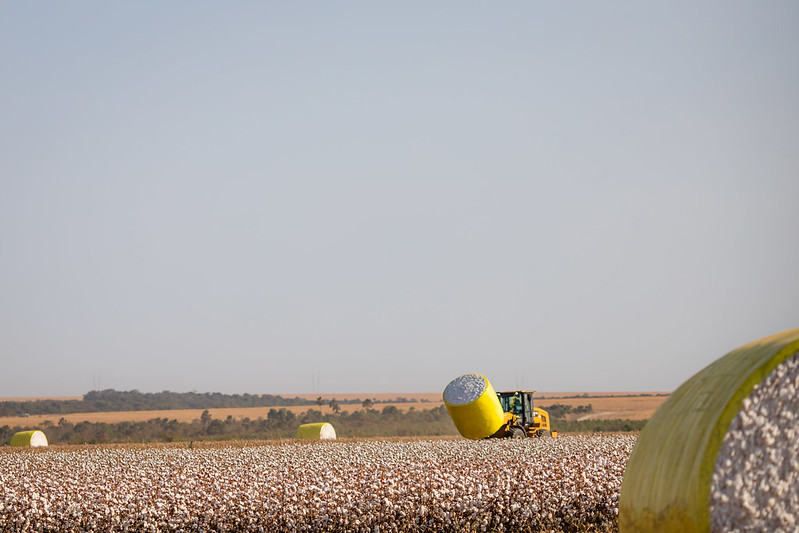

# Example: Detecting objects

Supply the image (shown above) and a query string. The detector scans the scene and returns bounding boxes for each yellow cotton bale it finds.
[296,422,337,440]
[443,373,506,440]
[620,327,799,532]
[10,430,48,447]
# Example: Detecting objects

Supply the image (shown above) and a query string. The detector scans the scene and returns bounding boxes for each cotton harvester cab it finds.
[494,391,557,438]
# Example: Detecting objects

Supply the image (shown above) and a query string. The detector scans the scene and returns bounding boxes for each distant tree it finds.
[0,425,12,444]
[316,396,324,407]
[300,409,324,424]
[206,419,224,435]
[329,398,340,414]
[362,398,374,411]
[381,405,399,416]
[201,410,212,433]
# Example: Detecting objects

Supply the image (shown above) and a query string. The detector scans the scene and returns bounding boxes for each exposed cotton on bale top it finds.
[10,430,48,447]
[620,326,799,532]
[296,422,336,440]
[443,373,505,439]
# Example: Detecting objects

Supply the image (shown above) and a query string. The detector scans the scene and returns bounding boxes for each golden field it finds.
[0,401,435,428]
[537,394,669,421]
[0,392,668,427]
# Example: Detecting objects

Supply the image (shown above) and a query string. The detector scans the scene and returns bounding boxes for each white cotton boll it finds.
[0,435,635,531]
[711,352,799,532]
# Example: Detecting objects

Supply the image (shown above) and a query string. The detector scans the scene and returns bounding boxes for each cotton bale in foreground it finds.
[620,326,799,532]
[296,422,336,440]
[443,373,505,439]
[10,430,48,447]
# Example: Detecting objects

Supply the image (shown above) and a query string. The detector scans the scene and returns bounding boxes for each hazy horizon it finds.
[2,3,798,398]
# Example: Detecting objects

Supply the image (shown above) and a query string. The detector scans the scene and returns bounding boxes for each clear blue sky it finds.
[2,2,797,397]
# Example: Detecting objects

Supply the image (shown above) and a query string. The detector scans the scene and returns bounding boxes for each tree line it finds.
[0,389,423,417]
[0,405,458,445]
[1,404,645,446]
[541,403,594,418]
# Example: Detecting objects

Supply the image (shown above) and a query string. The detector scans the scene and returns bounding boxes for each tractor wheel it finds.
[537,430,551,438]
[509,427,526,439]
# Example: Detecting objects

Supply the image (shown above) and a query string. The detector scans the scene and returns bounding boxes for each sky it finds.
[1,2,798,398]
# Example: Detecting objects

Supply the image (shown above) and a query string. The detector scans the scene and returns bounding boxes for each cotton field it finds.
[0,435,635,532]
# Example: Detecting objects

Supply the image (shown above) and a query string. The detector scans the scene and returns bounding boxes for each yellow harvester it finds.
[443,374,558,440]
[493,390,557,438]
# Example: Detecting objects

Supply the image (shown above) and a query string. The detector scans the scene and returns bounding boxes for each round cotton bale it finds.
[296,422,336,440]
[619,326,799,532]
[443,373,506,440]
[10,430,48,447]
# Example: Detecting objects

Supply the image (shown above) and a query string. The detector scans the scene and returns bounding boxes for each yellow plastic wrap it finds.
[443,373,506,439]
[10,430,48,447]
[295,422,337,440]
[620,327,799,532]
